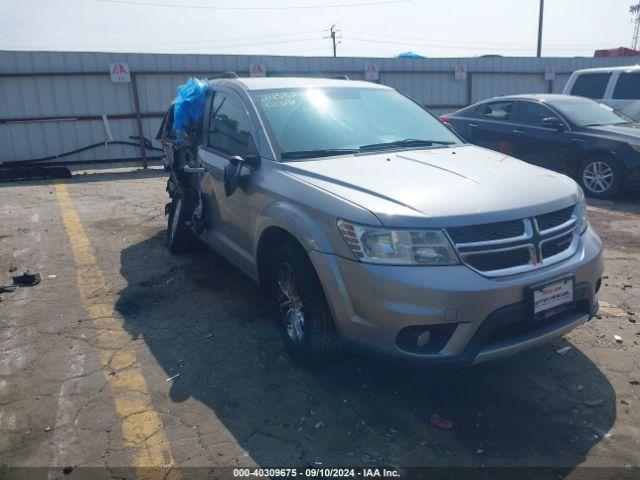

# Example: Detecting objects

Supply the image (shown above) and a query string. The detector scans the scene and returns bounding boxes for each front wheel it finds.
[166,193,198,253]
[271,241,340,363]
[577,155,623,199]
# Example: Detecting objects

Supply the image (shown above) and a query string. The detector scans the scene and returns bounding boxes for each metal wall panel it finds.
[472,73,548,102]
[2,50,640,165]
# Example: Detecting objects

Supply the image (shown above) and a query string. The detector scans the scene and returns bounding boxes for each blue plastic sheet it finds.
[172,77,209,144]
[398,51,426,59]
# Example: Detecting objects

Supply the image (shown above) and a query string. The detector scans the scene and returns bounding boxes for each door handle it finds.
[512,129,524,134]
[468,123,478,127]
[183,165,206,173]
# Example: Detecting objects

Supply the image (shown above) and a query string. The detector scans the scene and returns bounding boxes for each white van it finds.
[563,65,640,121]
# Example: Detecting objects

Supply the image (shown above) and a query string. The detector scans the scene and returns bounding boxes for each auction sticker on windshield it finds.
[532,278,574,318]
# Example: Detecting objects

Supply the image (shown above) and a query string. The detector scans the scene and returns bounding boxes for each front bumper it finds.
[310,225,603,366]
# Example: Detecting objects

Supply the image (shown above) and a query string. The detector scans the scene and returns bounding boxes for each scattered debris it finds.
[47,274,57,279]
[556,346,572,356]
[621,399,630,405]
[314,421,325,429]
[476,449,484,454]
[577,385,584,391]
[8,266,17,273]
[44,426,51,432]
[614,335,623,344]
[205,333,213,339]
[629,380,640,385]
[430,414,454,430]
[62,466,74,475]
[12,271,41,287]
[165,373,181,382]
[0,285,16,294]
[583,398,605,407]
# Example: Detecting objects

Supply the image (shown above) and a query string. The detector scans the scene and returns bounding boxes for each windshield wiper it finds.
[358,139,456,152]
[280,148,359,160]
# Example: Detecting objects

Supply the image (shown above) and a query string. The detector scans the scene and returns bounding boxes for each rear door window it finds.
[612,72,640,100]
[481,101,514,121]
[570,73,611,99]
[516,101,560,127]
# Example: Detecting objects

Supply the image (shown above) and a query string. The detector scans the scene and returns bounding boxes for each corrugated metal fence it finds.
[1,51,639,167]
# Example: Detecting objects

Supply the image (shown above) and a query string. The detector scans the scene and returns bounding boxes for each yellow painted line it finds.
[53,182,176,472]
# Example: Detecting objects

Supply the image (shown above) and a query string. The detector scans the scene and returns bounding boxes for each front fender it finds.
[253,201,336,256]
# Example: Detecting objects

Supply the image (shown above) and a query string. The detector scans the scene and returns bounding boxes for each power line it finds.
[4,31,325,50]
[343,30,620,48]
[343,36,600,52]
[96,0,412,10]
[5,36,326,53]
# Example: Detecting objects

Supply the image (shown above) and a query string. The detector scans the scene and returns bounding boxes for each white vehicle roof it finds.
[570,65,640,75]
[231,77,390,91]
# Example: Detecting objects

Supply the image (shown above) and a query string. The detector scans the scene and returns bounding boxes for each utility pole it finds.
[537,0,544,57]
[631,3,640,51]
[330,25,337,57]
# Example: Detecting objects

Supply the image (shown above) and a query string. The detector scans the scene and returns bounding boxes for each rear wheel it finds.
[166,193,198,253]
[577,154,623,199]
[271,240,339,363]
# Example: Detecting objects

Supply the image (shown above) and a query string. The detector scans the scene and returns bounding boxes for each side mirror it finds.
[223,155,259,197]
[541,117,564,131]
[224,156,244,197]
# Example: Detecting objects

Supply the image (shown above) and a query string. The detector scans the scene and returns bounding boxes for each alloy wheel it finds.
[277,262,305,343]
[582,161,614,194]
[170,197,182,241]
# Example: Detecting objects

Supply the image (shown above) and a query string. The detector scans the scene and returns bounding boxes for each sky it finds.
[0,0,637,58]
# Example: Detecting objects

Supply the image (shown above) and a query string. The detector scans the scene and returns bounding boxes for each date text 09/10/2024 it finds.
[232,469,401,478]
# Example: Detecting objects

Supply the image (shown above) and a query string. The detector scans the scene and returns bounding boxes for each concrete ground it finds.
[0,170,639,479]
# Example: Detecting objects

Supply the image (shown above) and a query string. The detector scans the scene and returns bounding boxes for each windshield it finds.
[547,96,633,126]
[250,87,461,159]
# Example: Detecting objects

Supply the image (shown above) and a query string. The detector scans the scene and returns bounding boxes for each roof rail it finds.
[212,71,239,79]
[333,75,350,80]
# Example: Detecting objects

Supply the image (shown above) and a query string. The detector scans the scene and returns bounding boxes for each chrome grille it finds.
[447,204,580,277]
[448,219,524,244]
[464,247,532,272]
[536,206,574,232]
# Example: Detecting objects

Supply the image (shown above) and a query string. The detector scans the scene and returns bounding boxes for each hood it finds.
[282,145,581,228]
[586,123,640,142]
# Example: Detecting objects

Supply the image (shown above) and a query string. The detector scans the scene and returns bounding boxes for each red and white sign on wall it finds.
[109,62,130,83]
[454,64,467,81]
[364,63,379,81]
[250,63,266,77]
[544,66,556,81]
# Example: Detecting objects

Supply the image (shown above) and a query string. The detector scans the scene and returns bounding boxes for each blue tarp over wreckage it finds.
[172,77,209,146]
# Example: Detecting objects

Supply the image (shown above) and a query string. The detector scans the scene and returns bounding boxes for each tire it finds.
[271,240,340,363]
[166,193,199,253]
[577,154,623,199]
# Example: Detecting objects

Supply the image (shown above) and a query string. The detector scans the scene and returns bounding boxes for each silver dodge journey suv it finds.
[159,77,604,366]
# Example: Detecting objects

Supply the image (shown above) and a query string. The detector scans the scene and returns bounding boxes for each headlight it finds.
[575,191,589,234]
[337,220,459,265]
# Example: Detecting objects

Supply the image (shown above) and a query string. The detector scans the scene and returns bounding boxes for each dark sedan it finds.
[442,94,640,198]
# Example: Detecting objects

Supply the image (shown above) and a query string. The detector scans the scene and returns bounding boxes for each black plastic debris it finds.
[12,271,41,287]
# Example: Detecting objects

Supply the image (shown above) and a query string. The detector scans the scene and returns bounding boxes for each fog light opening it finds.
[416,330,432,347]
